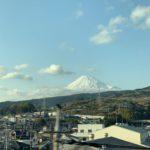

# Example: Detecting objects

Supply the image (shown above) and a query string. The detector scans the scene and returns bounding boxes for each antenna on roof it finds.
[120,103,124,124]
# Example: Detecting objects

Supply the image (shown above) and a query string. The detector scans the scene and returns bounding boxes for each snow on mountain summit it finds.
[66,75,119,92]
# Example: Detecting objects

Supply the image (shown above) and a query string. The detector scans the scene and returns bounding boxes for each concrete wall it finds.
[78,124,104,133]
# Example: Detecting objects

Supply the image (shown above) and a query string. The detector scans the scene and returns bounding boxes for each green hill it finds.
[0,86,150,119]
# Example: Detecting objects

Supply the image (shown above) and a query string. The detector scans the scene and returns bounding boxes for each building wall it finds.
[94,125,143,145]
[8,117,16,122]
[71,124,104,140]
[78,124,104,133]
[75,114,104,120]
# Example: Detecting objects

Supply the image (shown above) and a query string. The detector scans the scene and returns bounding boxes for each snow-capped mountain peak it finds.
[66,75,119,92]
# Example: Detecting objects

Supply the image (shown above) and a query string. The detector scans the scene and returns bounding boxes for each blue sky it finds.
[0,0,150,101]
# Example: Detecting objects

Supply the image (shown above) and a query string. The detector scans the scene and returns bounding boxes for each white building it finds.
[48,111,56,117]
[93,124,150,147]
[74,114,104,120]
[71,124,104,141]
[8,116,16,123]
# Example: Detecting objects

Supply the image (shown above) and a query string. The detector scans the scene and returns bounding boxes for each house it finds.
[83,137,150,150]
[71,124,104,141]
[93,124,150,148]
[8,116,16,123]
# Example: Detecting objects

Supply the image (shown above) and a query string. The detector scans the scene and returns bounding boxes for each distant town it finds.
[1,85,150,150]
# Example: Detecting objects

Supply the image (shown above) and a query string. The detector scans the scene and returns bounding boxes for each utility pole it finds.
[43,98,46,111]
[29,119,32,150]
[53,104,61,150]
[43,98,46,118]
[5,122,8,150]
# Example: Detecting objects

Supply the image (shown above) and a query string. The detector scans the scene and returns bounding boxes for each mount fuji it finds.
[66,75,120,93]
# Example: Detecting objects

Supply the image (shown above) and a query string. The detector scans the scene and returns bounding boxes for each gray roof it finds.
[86,137,149,149]
[114,124,146,133]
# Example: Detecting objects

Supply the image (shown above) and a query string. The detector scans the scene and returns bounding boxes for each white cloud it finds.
[106,6,115,11]
[90,16,126,45]
[0,65,32,81]
[75,10,84,18]
[59,42,75,52]
[7,89,25,98]
[14,64,29,70]
[0,86,9,91]
[28,87,69,99]
[39,64,73,75]
[109,16,126,26]
[130,5,150,29]
[90,29,113,44]
[0,86,74,101]
[0,72,33,81]
[90,5,150,45]
[0,88,27,101]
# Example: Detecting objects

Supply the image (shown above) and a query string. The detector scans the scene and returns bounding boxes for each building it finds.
[71,124,104,141]
[74,114,104,120]
[84,137,150,150]
[93,124,150,148]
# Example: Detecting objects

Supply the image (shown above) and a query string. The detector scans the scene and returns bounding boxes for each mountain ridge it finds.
[0,86,150,111]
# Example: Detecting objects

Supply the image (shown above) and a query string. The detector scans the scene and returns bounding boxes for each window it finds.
[80,129,84,133]
[88,129,92,133]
